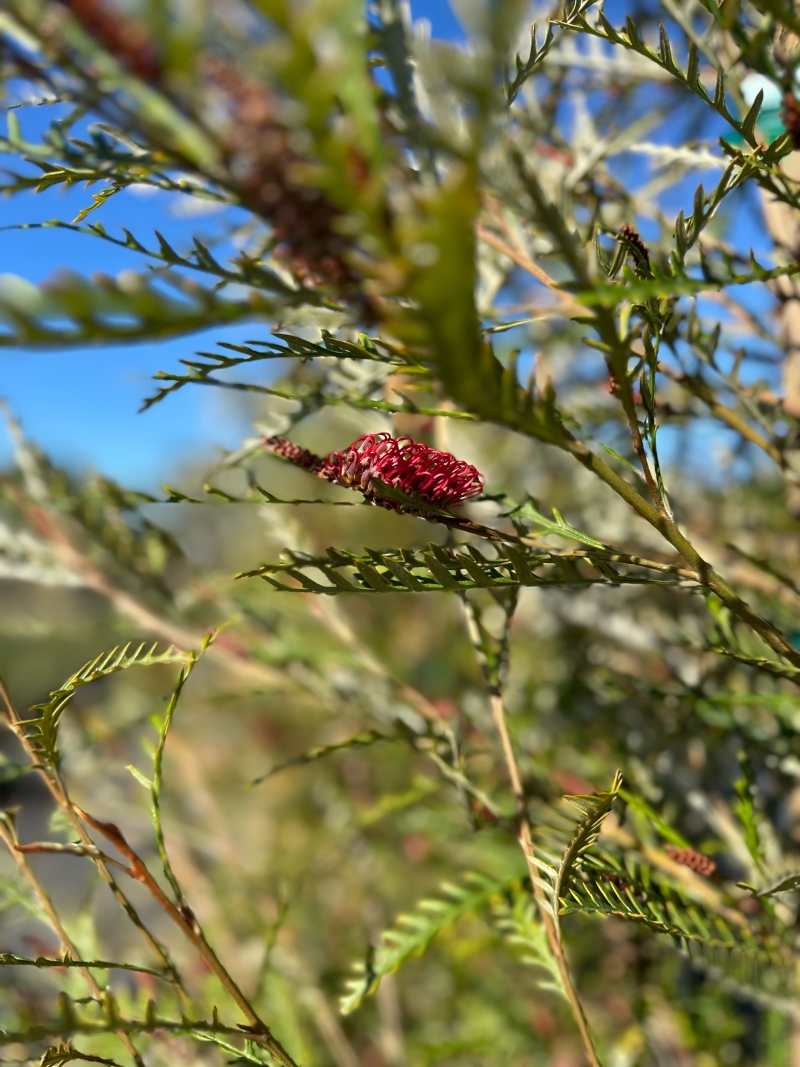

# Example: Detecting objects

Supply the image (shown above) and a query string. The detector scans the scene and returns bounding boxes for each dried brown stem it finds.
[0,676,187,995]
[67,807,300,1067]
[474,221,584,320]
[488,691,602,1066]
[0,816,145,1067]
[460,601,602,1067]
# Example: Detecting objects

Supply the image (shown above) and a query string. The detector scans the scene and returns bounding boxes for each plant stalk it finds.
[71,807,301,1067]
[0,816,145,1067]
[0,677,187,995]
[487,692,602,1067]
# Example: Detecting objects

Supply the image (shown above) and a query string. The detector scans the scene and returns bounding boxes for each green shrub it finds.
[2,1,800,1063]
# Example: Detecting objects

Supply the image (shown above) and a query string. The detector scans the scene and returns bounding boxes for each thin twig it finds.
[0,816,146,1067]
[488,691,602,1067]
[3,651,299,1067]
[460,603,602,1067]
[64,806,299,1067]
[15,823,299,1067]
[0,676,188,996]
[475,220,582,315]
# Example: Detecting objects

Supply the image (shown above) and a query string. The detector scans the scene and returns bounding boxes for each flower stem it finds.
[487,692,603,1067]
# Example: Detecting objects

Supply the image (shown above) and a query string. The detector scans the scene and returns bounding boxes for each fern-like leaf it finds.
[340,873,515,1014]
[0,220,306,299]
[239,545,686,596]
[19,643,190,766]
[563,15,756,146]
[553,772,624,905]
[491,887,566,997]
[562,853,796,1003]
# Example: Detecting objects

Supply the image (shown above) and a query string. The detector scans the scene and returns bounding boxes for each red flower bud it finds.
[323,433,484,509]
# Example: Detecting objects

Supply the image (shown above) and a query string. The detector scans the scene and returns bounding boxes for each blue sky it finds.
[0,184,264,488]
[0,0,773,491]
[0,1,462,490]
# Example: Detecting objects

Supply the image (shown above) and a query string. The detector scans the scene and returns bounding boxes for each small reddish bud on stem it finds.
[665,846,717,879]
[264,435,326,476]
[265,433,484,510]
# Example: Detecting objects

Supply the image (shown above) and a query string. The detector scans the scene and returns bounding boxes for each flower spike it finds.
[323,433,484,509]
[265,433,484,510]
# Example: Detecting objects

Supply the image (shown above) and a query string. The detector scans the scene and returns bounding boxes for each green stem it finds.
[562,434,800,668]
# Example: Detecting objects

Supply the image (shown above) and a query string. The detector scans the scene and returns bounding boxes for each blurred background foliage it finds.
[2,0,800,1065]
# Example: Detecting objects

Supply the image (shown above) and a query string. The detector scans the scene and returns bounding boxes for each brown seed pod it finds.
[665,846,718,879]
[264,436,327,477]
[202,56,357,288]
[62,0,161,82]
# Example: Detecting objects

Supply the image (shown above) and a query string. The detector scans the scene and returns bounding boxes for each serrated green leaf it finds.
[127,764,153,791]
[20,643,191,767]
[238,544,682,596]
[505,497,607,549]
[340,874,516,1014]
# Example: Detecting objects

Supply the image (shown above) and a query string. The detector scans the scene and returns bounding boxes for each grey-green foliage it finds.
[4,0,800,1063]
[0,268,276,346]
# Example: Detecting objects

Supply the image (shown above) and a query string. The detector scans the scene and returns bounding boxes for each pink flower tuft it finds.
[323,433,484,509]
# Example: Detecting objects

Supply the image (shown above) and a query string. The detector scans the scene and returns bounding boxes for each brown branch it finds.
[0,815,146,1067]
[0,676,188,995]
[12,814,299,1067]
[67,807,300,1067]
[486,692,601,1065]
[660,363,787,470]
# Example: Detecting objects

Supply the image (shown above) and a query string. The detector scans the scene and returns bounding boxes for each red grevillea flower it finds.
[323,433,484,509]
